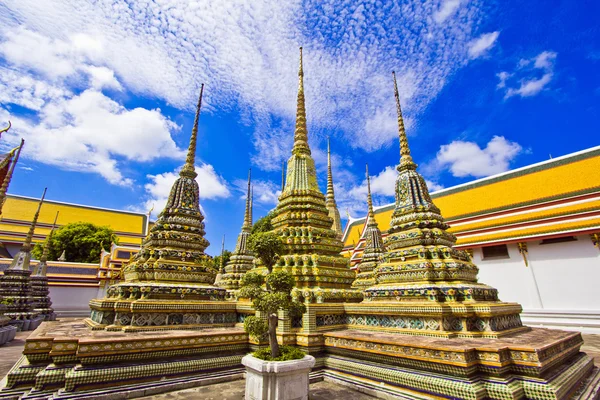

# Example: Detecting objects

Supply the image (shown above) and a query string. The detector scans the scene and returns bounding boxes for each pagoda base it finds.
[0,324,17,345]
[87,298,238,332]
[0,319,248,398]
[320,329,599,399]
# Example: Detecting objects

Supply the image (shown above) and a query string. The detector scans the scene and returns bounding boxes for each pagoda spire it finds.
[366,164,375,224]
[292,47,310,156]
[33,211,59,277]
[180,84,204,179]
[243,169,252,231]
[392,71,416,171]
[281,161,285,192]
[0,139,24,216]
[325,137,343,238]
[0,121,11,138]
[8,188,46,271]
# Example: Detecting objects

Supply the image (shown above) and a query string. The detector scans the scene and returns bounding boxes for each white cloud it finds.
[498,51,557,99]
[468,31,500,59]
[0,89,183,185]
[85,66,122,91]
[142,164,231,216]
[434,0,462,23]
[0,0,486,168]
[234,178,281,206]
[435,136,522,178]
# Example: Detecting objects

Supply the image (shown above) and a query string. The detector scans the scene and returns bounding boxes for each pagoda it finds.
[325,138,343,239]
[0,138,23,216]
[87,84,236,330]
[0,188,46,331]
[351,164,386,289]
[257,48,360,305]
[218,169,255,291]
[30,211,59,321]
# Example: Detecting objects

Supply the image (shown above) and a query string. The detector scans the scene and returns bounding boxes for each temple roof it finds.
[343,145,600,252]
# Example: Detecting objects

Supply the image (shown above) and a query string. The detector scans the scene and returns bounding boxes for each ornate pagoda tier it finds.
[254,48,360,304]
[29,211,58,321]
[352,165,386,289]
[0,188,46,331]
[87,85,232,331]
[218,170,255,291]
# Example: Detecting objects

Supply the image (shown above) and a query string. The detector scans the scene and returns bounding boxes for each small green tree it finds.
[242,232,305,359]
[32,222,118,263]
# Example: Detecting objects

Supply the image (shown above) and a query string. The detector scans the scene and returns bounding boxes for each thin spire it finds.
[0,139,24,216]
[281,160,285,192]
[34,210,59,277]
[392,71,415,169]
[23,188,47,251]
[250,185,253,225]
[219,234,225,273]
[292,47,310,156]
[243,169,252,229]
[181,84,204,178]
[326,137,335,201]
[366,164,375,224]
[0,120,11,138]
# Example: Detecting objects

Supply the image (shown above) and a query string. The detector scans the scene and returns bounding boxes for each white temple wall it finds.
[49,286,97,317]
[473,234,600,333]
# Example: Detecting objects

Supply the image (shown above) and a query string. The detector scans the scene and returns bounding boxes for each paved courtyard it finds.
[1,327,599,399]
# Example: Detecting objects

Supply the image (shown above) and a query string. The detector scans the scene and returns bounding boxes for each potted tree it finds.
[241,232,314,400]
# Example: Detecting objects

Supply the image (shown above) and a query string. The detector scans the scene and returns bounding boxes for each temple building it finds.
[343,144,600,333]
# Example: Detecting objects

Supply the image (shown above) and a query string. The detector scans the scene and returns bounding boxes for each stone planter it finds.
[242,354,315,400]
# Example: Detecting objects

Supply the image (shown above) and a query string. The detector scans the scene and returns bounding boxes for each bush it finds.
[252,345,306,361]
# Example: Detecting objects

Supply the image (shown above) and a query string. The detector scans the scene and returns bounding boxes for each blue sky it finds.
[0,0,598,255]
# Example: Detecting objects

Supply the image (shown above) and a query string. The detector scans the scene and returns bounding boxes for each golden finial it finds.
[181,84,204,178]
[292,47,310,156]
[250,184,253,224]
[326,137,335,202]
[281,160,285,192]
[366,164,375,223]
[243,168,252,230]
[392,71,415,169]
[0,139,24,216]
[0,121,11,137]
[34,210,59,276]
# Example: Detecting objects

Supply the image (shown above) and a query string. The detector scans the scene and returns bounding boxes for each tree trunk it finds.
[268,313,280,358]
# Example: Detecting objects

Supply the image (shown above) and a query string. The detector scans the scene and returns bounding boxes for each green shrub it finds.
[252,345,306,361]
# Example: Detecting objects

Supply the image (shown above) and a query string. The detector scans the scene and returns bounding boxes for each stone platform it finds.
[0,319,248,398]
[321,329,600,399]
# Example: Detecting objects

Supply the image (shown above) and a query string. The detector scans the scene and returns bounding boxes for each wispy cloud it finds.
[498,51,558,99]
[0,0,486,174]
[468,31,500,59]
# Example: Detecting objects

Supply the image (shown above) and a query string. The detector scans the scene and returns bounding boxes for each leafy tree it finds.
[251,211,275,234]
[242,231,304,359]
[211,250,232,270]
[32,222,118,263]
[247,232,284,274]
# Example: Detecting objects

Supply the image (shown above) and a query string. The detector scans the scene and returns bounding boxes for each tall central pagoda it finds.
[261,48,360,304]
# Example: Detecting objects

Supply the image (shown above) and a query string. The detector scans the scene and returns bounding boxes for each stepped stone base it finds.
[2,319,599,399]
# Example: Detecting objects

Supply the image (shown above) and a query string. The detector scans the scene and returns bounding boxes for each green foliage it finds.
[243,316,268,340]
[267,271,295,292]
[253,345,306,361]
[241,272,265,287]
[31,222,117,263]
[251,212,274,234]
[211,250,232,270]
[247,232,284,273]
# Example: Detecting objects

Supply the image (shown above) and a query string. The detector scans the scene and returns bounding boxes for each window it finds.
[116,251,132,259]
[540,236,577,245]
[481,244,509,259]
